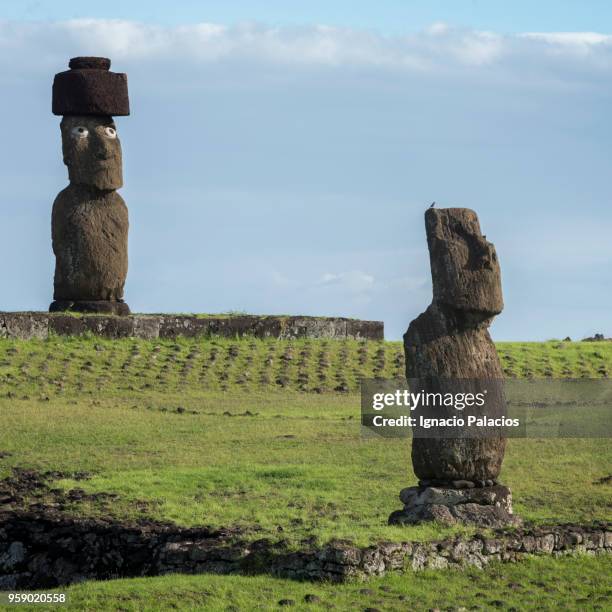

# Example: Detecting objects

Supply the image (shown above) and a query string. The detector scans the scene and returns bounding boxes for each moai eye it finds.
[71,126,89,139]
[104,127,117,139]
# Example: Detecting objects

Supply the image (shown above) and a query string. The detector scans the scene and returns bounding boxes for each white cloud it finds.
[452,31,504,65]
[521,31,612,46]
[1,19,611,78]
[317,270,375,293]
[518,31,612,67]
[426,22,451,36]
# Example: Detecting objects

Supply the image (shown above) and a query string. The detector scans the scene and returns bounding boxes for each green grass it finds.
[1,393,609,545]
[1,337,610,400]
[0,336,610,609]
[497,341,611,379]
[0,392,467,545]
[13,555,612,611]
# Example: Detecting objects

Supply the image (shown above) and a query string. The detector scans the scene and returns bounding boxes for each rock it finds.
[452,480,475,489]
[399,487,419,505]
[0,541,25,570]
[390,485,518,528]
[0,312,382,341]
[452,503,516,528]
[583,333,609,342]
[1,469,609,588]
[424,505,457,525]
[303,594,321,603]
[0,575,19,590]
[52,57,129,117]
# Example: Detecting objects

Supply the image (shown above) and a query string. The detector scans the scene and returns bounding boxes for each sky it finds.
[6,0,612,34]
[0,2,611,340]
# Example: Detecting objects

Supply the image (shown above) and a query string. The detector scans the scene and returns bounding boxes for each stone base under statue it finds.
[388,484,521,528]
[49,300,130,316]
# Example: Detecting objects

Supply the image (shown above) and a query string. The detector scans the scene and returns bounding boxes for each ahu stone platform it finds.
[0,312,383,341]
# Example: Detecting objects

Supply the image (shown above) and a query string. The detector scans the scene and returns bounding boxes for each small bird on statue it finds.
[429,201,436,208]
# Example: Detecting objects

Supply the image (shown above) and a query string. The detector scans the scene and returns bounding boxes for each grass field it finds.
[14,555,612,611]
[1,336,611,398]
[1,336,611,610]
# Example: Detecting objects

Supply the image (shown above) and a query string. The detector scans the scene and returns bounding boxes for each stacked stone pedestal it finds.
[49,300,130,316]
[389,483,521,528]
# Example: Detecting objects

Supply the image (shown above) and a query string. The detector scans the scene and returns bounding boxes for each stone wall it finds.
[0,313,383,341]
[0,508,609,588]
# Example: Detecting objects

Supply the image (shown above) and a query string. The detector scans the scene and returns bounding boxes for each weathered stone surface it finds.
[158,317,231,339]
[50,301,130,316]
[50,58,130,315]
[51,186,128,304]
[0,504,608,588]
[399,484,512,511]
[391,485,518,528]
[0,313,383,341]
[0,313,49,340]
[52,57,129,117]
[404,208,507,483]
[133,316,161,339]
[60,116,123,190]
[391,208,516,527]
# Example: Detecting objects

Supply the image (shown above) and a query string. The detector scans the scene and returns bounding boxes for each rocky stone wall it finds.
[0,508,609,588]
[0,313,383,341]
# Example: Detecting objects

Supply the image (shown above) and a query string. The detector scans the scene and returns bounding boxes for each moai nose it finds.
[479,242,497,270]
[95,148,111,160]
[94,135,114,160]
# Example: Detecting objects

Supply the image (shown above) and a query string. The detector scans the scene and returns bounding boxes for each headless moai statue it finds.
[390,208,520,527]
[50,57,130,315]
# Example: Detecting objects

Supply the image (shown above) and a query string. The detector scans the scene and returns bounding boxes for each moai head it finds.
[60,115,123,190]
[53,56,129,190]
[425,207,503,319]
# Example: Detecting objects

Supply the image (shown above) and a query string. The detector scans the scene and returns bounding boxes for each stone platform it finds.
[1,506,609,587]
[388,484,521,528]
[49,300,131,316]
[0,312,383,341]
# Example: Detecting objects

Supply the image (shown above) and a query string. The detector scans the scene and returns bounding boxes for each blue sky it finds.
[6,1,612,34]
[0,3,611,340]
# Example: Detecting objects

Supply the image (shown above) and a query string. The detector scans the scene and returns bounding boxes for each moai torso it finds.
[52,185,128,302]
